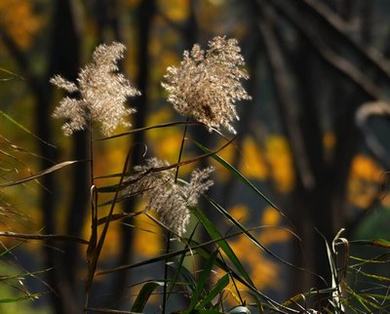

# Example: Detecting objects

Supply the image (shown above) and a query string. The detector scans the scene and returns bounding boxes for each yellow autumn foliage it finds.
[146,107,194,174]
[348,154,383,208]
[261,206,281,225]
[213,135,269,182]
[350,154,383,183]
[0,0,42,49]
[146,107,181,159]
[158,0,189,22]
[259,207,290,246]
[229,204,249,222]
[210,139,235,181]
[266,135,295,193]
[239,137,268,180]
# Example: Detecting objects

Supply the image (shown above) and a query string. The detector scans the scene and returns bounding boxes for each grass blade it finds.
[192,141,290,224]
[190,206,253,286]
[189,249,219,310]
[0,110,55,148]
[196,274,229,310]
[0,160,81,188]
[131,281,163,313]
[206,197,314,277]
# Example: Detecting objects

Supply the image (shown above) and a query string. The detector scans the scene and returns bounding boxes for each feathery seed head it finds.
[162,36,251,134]
[125,158,214,236]
[51,42,140,136]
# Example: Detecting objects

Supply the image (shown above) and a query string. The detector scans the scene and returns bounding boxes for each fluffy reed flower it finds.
[125,158,214,236]
[51,42,140,136]
[162,36,251,134]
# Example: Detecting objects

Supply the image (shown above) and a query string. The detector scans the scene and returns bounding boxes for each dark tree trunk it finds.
[255,1,379,304]
[95,0,124,43]
[219,1,261,210]
[41,1,84,313]
[109,0,156,308]
[50,3,88,308]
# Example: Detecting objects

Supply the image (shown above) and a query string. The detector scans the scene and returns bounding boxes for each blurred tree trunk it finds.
[46,0,84,312]
[0,25,63,314]
[219,1,261,210]
[257,8,318,293]
[256,0,378,301]
[109,0,156,308]
[51,0,88,311]
[95,0,124,43]
[0,0,84,312]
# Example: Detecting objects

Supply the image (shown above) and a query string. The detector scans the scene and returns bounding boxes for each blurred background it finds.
[0,0,389,313]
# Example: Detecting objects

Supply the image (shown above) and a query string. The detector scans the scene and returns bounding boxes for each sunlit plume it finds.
[162,36,251,134]
[51,42,140,136]
[124,158,214,236]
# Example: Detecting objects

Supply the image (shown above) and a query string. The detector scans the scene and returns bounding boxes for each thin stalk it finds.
[95,120,202,141]
[0,232,89,244]
[166,223,199,301]
[174,119,189,182]
[221,253,244,306]
[85,118,95,309]
[162,118,189,314]
[161,233,171,314]
[89,118,95,186]
[84,146,133,311]
[90,124,98,260]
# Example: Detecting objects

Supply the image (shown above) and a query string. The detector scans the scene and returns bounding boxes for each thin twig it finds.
[95,121,202,141]
[0,232,89,245]
[94,136,236,183]
[97,210,144,226]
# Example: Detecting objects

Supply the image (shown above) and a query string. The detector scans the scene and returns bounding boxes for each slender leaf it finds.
[350,239,390,249]
[0,293,41,303]
[0,110,55,148]
[168,224,199,299]
[96,121,201,141]
[193,141,290,222]
[352,269,390,282]
[167,263,196,293]
[196,274,229,309]
[0,67,24,81]
[191,206,253,286]
[189,250,219,310]
[206,197,318,279]
[131,281,163,313]
[0,160,81,188]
